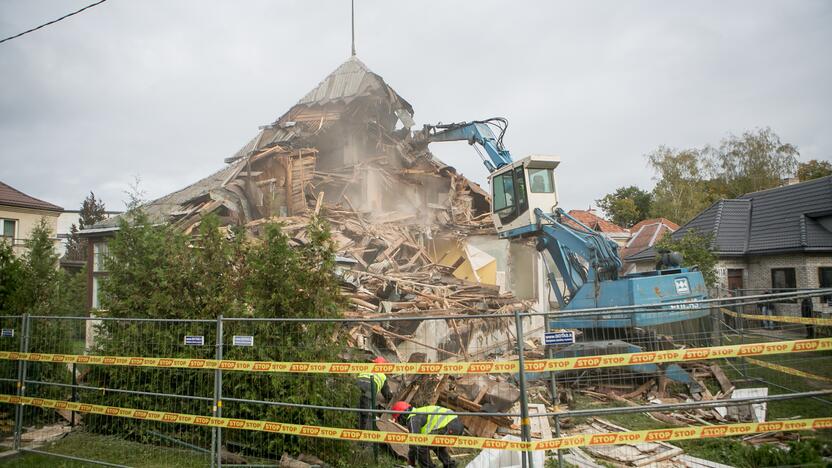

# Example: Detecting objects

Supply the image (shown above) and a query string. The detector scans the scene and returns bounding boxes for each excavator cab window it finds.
[491,166,528,225]
[528,168,555,193]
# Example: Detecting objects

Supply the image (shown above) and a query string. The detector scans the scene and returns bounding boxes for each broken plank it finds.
[710,364,735,394]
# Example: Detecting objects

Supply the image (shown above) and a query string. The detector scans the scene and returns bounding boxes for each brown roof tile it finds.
[0,181,63,212]
[565,210,629,233]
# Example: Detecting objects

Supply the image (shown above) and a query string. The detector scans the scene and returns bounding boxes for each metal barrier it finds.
[0,289,830,467]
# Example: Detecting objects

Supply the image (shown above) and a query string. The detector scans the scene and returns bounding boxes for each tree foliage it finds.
[66,192,109,262]
[798,159,832,182]
[596,186,653,228]
[710,127,798,198]
[646,128,799,225]
[0,241,22,315]
[87,211,357,463]
[80,191,108,230]
[647,147,713,225]
[655,229,717,287]
[0,219,85,397]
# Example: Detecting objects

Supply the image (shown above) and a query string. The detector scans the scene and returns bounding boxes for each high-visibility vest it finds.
[358,372,387,395]
[407,406,456,434]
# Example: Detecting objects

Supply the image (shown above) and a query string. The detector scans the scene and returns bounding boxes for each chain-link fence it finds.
[0,289,830,467]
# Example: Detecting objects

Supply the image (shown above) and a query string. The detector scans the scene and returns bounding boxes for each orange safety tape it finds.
[721,308,832,326]
[0,394,828,451]
[745,357,832,383]
[0,338,829,374]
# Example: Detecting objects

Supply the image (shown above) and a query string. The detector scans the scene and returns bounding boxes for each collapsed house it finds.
[81,56,554,434]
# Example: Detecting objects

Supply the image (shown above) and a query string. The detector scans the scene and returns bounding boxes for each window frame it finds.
[771,267,797,303]
[491,167,529,225]
[820,267,832,305]
[528,168,555,194]
[93,241,110,273]
[492,171,515,213]
[1,218,16,239]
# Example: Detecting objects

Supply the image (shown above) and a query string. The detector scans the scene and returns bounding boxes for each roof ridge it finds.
[739,174,832,197]
[712,200,724,250]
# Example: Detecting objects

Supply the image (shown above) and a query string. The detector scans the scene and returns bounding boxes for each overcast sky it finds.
[1,1,830,214]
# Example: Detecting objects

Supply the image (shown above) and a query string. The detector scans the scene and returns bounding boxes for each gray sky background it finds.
[1,1,830,215]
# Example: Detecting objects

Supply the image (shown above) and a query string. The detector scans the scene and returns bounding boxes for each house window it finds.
[771,267,796,290]
[820,267,832,305]
[1,219,15,240]
[93,242,109,272]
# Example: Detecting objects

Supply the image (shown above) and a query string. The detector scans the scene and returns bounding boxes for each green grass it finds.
[0,431,213,468]
[0,431,441,468]
[563,347,832,468]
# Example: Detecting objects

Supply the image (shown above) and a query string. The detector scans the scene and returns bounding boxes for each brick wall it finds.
[745,253,832,315]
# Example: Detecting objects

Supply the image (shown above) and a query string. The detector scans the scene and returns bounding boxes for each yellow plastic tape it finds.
[0,338,829,374]
[721,308,832,326]
[745,357,832,383]
[0,394,829,451]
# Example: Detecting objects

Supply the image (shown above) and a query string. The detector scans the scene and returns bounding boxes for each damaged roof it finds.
[226,56,414,163]
[88,160,245,230]
[626,175,832,261]
[297,56,412,110]
[85,56,488,235]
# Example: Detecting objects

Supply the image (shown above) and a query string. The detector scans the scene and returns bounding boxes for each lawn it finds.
[0,432,210,467]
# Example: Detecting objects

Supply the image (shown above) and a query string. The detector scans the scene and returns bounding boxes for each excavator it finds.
[412,118,710,385]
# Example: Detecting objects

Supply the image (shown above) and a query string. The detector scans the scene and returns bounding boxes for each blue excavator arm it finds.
[413,118,513,173]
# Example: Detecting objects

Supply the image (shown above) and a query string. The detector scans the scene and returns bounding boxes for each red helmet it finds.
[391,401,411,422]
[372,356,388,364]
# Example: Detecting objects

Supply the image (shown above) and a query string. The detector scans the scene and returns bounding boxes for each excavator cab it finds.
[487,155,560,236]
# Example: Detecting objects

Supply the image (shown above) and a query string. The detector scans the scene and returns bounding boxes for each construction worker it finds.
[391,401,464,468]
[357,356,392,431]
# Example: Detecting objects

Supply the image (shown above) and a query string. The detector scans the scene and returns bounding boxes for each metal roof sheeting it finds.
[226,56,414,163]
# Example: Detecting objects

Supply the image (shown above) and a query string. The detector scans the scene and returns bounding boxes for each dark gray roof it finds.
[738,175,832,253]
[626,176,832,262]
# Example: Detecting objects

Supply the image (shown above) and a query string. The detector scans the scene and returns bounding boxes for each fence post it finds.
[711,304,721,347]
[544,312,562,467]
[71,362,78,427]
[13,313,30,451]
[212,315,225,468]
[736,291,747,378]
[514,309,533,468]
[554,414,563,468]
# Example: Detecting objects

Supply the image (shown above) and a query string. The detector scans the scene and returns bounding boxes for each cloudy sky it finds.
[1,1,830,213]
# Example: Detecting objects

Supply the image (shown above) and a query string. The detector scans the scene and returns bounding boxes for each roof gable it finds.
[630,217,679,232]
[0,181,63,212]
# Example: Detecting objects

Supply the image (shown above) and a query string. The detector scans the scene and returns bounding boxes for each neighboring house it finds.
[626,176,832,315]
[619,218,679,273]
[565,209,631,247]
[56,210,122,256]
[0,181,63,257]
[56,209,122,273]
